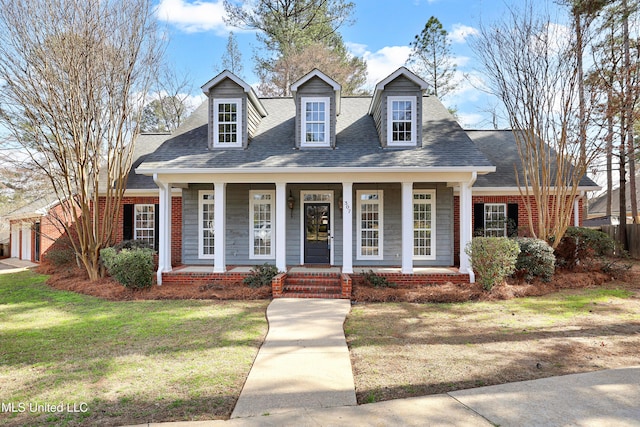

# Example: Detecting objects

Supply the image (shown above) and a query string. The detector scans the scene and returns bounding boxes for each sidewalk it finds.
[128,297,640,426]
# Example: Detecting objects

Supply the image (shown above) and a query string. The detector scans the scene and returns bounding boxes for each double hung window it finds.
[213,99,242,148]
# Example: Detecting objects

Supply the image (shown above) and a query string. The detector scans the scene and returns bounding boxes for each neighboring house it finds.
[586,175,640,226]
[121,67,597,288]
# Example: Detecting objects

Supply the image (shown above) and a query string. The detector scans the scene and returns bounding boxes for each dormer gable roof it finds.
[201,69,267,117]
[291,68,342,114]
[369,67,428,115]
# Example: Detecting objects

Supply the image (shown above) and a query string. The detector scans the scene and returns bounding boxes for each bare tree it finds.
[140,66,194,133]
[471,1,601,247]
[0,0,163,280]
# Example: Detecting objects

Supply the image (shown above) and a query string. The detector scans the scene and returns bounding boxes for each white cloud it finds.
[156,0,233,34]
[353,45,412,88]
[448,24,479,44]
[456,112,485,128]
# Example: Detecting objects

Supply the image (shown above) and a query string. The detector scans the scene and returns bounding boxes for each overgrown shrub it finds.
[361,270,397,288]
[514,238,555,282]
[553,227,617,270]
[100,247,154,289]
[42,235,76,266]
[465,237,520,291]
[243,263,280,288]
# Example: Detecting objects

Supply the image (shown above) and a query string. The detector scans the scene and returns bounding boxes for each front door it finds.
[304,203,330,264]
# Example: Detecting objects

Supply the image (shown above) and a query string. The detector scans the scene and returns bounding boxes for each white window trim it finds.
[213,98,243,148]
[387,96,417,146]
[301,96,330,147]
[413,190,436,260]
[134,204,155,247]
[484,203,507,237]
[356,190,384,261]
[198,190,215,259]
[249,190,275,260]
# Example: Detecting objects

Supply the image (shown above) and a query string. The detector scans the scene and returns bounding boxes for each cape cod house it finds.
[7,67,598,297]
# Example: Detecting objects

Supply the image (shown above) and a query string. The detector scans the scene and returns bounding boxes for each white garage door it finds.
[21,223,31,261]
[10,223,19,258]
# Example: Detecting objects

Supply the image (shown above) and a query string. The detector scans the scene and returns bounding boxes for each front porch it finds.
[161,265,471,299]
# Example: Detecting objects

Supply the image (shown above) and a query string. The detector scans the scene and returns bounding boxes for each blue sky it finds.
[155,0,559,129]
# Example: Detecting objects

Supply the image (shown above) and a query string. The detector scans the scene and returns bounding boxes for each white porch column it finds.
[342,182,353,274]
[401,182,413,274]
[275,182,287,272]
[154,175,172,285]
[213,182,226,273]
[459,177,475,283]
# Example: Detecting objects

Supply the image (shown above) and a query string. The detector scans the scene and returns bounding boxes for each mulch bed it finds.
[35,259,634,303]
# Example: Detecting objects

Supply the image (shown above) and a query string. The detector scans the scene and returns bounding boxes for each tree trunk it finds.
[619,126,628,248]
[622,0,638,222]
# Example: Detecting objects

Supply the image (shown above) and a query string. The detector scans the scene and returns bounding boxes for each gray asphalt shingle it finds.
[135,96,493,174]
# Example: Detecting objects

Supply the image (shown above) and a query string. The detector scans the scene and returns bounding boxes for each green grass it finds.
[0,271,269,426]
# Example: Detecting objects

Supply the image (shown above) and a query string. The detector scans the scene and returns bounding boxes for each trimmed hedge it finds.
[101,247,155,289]
[514,238,555,282]
[466,237,520,291]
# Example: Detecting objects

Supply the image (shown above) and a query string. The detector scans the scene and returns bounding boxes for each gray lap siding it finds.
[181,182,453,267]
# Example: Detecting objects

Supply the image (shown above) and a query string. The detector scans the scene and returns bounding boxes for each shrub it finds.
[361,270,397,288]
[465,237,520,291]
[553,227,617,270]
[514,238,555,282]
[42,235,76,267]
[113,239,153,251]
[243,263,280,288]
[100,247,155,289]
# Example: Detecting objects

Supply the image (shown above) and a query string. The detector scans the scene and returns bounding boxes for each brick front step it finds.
[284,277,342,287]
[283,284,342,293]
[276,292,344,299]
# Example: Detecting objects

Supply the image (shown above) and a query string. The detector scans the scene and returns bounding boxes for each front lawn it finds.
[0,271,269,427]
[346,285,640,404]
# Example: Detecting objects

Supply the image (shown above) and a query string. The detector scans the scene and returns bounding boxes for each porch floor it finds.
[170,265,463,275]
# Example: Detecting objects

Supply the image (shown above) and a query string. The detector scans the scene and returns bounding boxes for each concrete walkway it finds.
[0,258,37,274]
[132,367,640,426]
[231,298,357,418]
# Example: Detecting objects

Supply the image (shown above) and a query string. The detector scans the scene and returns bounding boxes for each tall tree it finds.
[406,16,458,98]
[0,0,162,280]
[140,66,193,133]
[224,0,366,95]
[221,31,243,77]
[471,1,602,247]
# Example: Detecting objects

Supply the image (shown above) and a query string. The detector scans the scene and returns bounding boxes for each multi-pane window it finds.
[413,190,436,259]
[484,203,507,237]
[134,204,155,247]
[213,99,242,147]
[357,191,383,259]
[199,191,215,258]
[301,97,329,146]
[250,191,274,258]
[387,96,416,145]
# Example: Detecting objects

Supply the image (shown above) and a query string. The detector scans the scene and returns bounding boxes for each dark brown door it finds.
[304,203,330,264]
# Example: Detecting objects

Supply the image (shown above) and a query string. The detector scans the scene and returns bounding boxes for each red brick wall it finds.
[351,272,470,287]
[453,194,585,265]
[108,195,183,266]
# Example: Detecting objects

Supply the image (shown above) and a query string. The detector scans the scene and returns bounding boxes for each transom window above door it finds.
[301,97,330,147]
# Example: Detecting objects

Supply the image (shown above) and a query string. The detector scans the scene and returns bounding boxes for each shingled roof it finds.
[467,130,598,189]
[135,96,494,176]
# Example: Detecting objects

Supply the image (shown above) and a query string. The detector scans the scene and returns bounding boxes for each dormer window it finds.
[387,96,416,146]
[213,98,242,148]
[301,97,330,147]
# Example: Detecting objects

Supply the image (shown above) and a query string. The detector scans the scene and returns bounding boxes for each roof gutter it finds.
[135,166,497,176]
